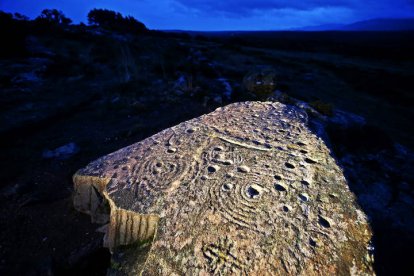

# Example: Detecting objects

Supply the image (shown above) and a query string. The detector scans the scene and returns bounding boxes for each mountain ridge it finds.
[295,18,414,31]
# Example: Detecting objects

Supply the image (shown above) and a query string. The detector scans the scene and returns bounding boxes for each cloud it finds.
[1,0,414,30]
[174,0,356,17]
[174,0,414,19]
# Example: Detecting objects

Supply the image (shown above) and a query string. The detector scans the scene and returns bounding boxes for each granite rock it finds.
[73,102,374,275]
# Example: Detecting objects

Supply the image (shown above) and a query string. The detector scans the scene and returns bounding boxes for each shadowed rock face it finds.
[73,102,374,275]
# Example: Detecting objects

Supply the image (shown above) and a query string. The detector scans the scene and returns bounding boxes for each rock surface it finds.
[73,101,374,275]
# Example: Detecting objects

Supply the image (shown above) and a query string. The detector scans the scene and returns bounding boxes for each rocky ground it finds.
[0,25,413,275]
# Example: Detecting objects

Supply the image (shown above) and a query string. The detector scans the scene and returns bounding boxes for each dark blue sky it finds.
[1,0,414,30]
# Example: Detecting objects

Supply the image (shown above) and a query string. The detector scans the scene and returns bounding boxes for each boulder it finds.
[73,102,374,275]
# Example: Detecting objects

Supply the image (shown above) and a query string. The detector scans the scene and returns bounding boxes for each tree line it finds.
[0,8,148,33]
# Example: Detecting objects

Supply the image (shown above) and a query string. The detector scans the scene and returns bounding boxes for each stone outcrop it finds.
[73,101,374,275]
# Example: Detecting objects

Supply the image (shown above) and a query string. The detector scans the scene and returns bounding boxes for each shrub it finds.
[35,9,72,26]
[87,9,147,34]
[0,11,29,57]
[279,93,295,105]
[327,124,393,155]
[309,100,334,117]
[243,66,277,99]
[43,55,78,78]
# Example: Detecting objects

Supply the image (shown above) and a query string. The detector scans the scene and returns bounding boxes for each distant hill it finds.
[296,18,414,31]
[296,23,345,31]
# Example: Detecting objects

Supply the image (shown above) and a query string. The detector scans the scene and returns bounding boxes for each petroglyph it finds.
[73,101,374,275]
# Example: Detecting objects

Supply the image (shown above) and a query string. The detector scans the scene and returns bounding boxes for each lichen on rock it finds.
[73,101,374,275]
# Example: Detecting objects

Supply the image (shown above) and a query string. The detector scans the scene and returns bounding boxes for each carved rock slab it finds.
[73,102,374,275]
